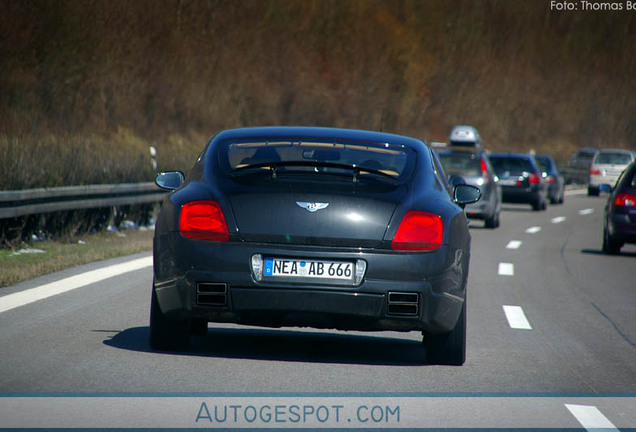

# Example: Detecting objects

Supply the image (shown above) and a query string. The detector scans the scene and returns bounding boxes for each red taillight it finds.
[480,158,490,182]
[590,167,601,176]
[528,173,541,185]
[391,211,443,251]
[179,201,229,241]
[615,193,636,207]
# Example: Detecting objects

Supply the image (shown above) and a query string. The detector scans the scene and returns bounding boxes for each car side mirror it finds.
[454,184,481,208]
[448,174,467,188]
[155,171,185,190]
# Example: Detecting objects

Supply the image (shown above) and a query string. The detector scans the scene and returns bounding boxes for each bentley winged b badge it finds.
[296,202,329,213]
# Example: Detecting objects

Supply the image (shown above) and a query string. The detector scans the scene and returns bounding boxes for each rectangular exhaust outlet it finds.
[196,282,227,306]
[387,292,419,316]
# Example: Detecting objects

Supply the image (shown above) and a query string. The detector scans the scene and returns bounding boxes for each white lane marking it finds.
[506,240,522,249]
[503,305,532,330]
[551,216,566,224]
[525,226,542,234]
[579,208,594,215]
[0,256,152,314]
[498,262,514,276]
[565,404,619,431]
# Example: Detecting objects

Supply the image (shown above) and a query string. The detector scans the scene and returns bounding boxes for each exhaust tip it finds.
[387,292,419,316]
[196,282,227,306]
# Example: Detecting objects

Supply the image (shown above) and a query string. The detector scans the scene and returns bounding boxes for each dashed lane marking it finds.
[498,262,514,276]
[551,216,567,224]
[503,305,532,330]
[579,208,594,215]
[565,404,619,431]
[506,240,522,249]
[525,226,542,234]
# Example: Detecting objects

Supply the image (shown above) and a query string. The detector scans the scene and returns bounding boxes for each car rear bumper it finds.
[609,213,636,243]
[590,174,620,188]
[500,187,543,204]
[153,234,469,335]
[464,200,491,219]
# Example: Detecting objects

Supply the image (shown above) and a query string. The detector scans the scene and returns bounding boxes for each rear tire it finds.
[190,319,209,336]
[588,186,599,196]
[532,198,546,211]
[424,303,466,366]
[484,211,499,229]
[149,283,191,351]
[602,223,622,255]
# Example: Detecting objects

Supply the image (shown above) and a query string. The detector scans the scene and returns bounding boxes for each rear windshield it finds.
[490,156,535,176]
[218,140,416,180]
[535,157,552,173]
[437,151,481,177]
[594,152,632,165]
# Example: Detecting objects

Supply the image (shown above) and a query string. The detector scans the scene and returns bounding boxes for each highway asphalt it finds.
[1,188,634,428]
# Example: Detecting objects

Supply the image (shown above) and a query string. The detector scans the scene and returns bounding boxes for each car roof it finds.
[449,125,481,146]
[595,148,633,154]
[489,152,534,158]
[437,147,482,155]
[211,126,426,149]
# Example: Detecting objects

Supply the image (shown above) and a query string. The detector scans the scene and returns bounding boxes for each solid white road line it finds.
[503,305,532,330]
[551,216,567,224]
[0,256,152,314]
[579,208,594,215]
[565,404,619,431]
[506,240,522,249]
[525,226,542,234]
[498,262,514,276]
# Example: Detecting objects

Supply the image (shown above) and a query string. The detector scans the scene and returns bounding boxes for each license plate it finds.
[499,178,518,186]
[264,258,354,280]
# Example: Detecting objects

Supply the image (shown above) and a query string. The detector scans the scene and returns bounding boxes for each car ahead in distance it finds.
[535,155,565,204]
[602,161,636,254]
[588,149,636,196]
[435,140,502,228]
[565,147,597,185]
[151,127,481,365]
[489,152,548,211]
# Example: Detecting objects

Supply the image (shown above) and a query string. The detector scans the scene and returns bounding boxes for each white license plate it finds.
[264,258,354,280]
[499,178,518,186]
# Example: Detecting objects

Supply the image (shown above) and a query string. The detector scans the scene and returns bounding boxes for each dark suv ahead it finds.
[489,152,548,211]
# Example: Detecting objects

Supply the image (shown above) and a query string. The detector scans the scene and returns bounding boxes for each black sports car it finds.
[151,127,481,365]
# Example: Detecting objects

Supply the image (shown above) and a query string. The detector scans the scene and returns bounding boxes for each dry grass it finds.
[0,229,154,288]
[1,1,634,191]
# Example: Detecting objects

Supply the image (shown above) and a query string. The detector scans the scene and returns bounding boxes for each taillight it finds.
[615,193,636,207]
[590,167,601,176]
[480,158,490,182]
[391,211,443,251]
[545,175,555,184]
[528,173,541,185]
[179,201,229,241]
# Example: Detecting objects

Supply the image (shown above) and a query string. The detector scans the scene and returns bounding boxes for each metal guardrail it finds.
[0,183,168,219]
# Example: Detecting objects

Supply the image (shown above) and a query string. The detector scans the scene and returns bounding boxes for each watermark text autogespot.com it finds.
[195,401,400,426]
[550,1,636,11]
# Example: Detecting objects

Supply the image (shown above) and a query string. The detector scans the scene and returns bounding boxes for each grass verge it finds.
[0,229,154,288]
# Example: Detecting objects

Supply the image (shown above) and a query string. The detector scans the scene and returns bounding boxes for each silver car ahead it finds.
[588,149,636,196]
